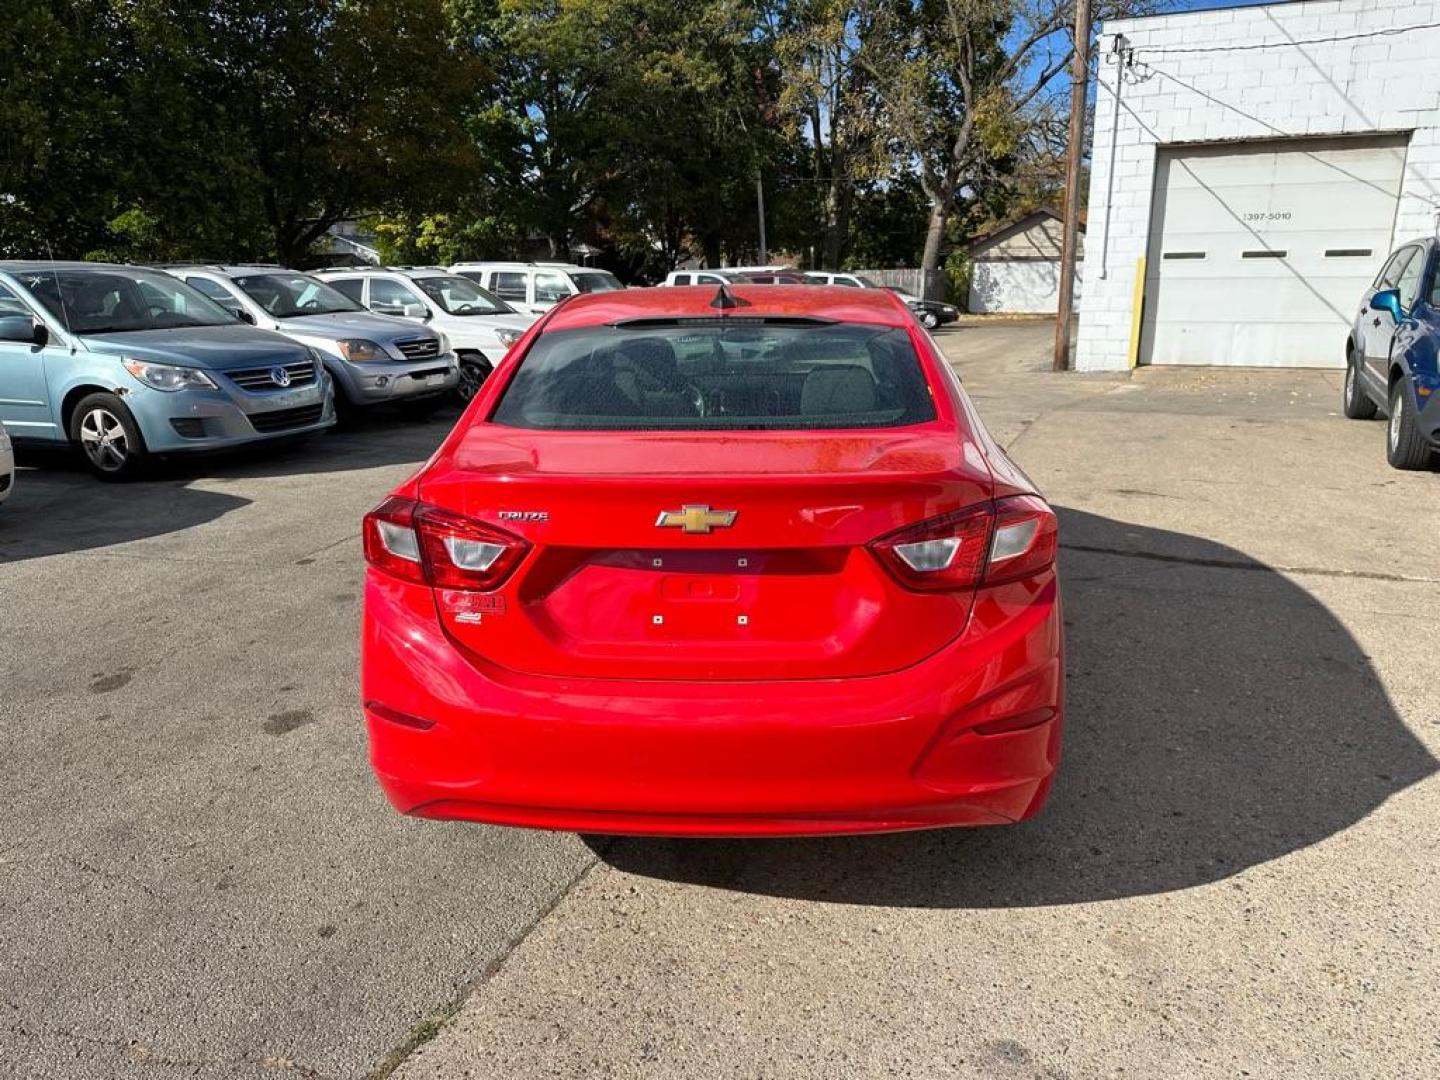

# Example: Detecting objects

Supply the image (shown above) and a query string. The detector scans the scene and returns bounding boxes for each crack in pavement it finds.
[1061,542,1440,585]
[366,849,609,1080]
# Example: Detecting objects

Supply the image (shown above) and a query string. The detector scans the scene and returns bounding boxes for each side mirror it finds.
[232,307,256,325]
[0,314,47,347]
[1371,288,1403,321]
[403,303,430,320]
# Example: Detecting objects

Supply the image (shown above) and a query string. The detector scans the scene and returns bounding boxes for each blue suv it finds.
[1344,239,1440,470]
[0,262,335,479]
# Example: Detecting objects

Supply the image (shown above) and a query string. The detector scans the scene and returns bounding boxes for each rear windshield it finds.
[491,320,935,431]
[571,271,624,294]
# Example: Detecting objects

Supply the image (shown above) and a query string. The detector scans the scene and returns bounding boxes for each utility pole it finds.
[756,171,768,264]
[1053,0,1092,371]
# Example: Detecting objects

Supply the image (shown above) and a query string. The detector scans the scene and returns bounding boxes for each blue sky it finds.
[1028,0,1312,104]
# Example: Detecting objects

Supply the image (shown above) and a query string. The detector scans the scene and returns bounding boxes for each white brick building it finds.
[1078,0,1440,370]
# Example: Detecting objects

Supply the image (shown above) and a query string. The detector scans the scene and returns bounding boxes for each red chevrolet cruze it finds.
[360,284,1062,835]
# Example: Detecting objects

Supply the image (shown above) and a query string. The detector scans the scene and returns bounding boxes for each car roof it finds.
[543,284,913,331]
[169,264,293,276]
[0,260,149,273]
[316,266,450,279]
[451,261,591,271]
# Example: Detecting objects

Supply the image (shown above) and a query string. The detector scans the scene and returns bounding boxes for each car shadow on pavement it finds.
[0,409,458,561]
[593,508,1438,907]
[186,405,464,481]
[0,450,252,564]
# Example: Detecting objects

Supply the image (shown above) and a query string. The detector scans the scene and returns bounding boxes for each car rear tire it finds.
[1386,380,1434,470]
[920,310,940,330]
[1342,347,1377,419]
[456,354,493,403]
[69,393,149,481]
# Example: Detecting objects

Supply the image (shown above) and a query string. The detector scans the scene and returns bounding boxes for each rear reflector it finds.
[872,495,1057,592]
[985,495,1058,587]
[363,497,529,591]
[364,699,436,731]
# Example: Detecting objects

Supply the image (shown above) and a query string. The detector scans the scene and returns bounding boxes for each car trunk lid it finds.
[418,426,993,681]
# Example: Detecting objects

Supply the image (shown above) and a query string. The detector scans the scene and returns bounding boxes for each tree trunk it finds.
[919,198,948,283]
[822,175,849,269]
[702,234,722,268]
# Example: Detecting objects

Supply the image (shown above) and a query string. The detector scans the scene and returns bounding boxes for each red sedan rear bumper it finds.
[361,570,1064,837]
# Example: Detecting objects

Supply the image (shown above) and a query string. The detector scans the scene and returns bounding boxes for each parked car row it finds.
[0,260,550,481]
[658,267,960,328]
[312,266,535,401]
[0,262,341,480]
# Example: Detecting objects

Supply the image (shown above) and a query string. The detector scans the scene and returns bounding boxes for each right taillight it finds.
[872,495,1057,592]
[363,496,529,591]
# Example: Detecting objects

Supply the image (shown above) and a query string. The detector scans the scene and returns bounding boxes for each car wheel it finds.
[70,393,148,480]
[1342,346,1377,419]
[920,310,940,330]
[456,354,493,403]
[1386,379,1434,470]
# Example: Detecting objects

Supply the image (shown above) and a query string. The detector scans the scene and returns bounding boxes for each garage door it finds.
[1139,135,1408,367]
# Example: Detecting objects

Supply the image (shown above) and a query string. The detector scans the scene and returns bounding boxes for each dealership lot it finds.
[2,321,1438,1079]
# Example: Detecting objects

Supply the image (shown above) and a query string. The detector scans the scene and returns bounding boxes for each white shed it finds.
[967,209,1084,314]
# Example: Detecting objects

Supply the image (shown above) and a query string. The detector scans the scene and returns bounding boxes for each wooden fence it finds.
[850,268,948,302]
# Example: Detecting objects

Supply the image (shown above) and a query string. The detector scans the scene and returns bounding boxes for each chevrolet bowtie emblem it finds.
[655,505,738,534]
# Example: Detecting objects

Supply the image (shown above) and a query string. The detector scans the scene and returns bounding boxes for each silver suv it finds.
[314,267,535,401]
[160,265,459,415]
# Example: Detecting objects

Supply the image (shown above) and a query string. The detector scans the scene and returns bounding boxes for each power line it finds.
[1140,19,1440,56]
[1128,61,1440,211]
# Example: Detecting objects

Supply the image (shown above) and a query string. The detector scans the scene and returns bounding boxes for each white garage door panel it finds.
[1141,135,1408,367]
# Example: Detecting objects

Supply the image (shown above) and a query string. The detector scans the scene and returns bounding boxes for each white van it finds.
[659,269,744,287]
[449,262,624,316]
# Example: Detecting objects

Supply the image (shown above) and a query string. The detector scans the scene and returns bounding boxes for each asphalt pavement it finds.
[3,321,1438,1079]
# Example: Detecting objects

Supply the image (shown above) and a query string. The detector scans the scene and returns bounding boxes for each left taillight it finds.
[363,496,529,591]
[871,495,1057,592]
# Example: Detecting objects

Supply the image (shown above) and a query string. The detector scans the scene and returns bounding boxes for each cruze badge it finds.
[655,505,737,534]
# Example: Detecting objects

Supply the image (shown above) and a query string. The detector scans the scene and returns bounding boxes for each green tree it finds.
[855,0,1157,277]
[201,0,475,263]
[763,0,876,269]
[0,3,129,257]
[449,0,624,258]
[609,0,788,270]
